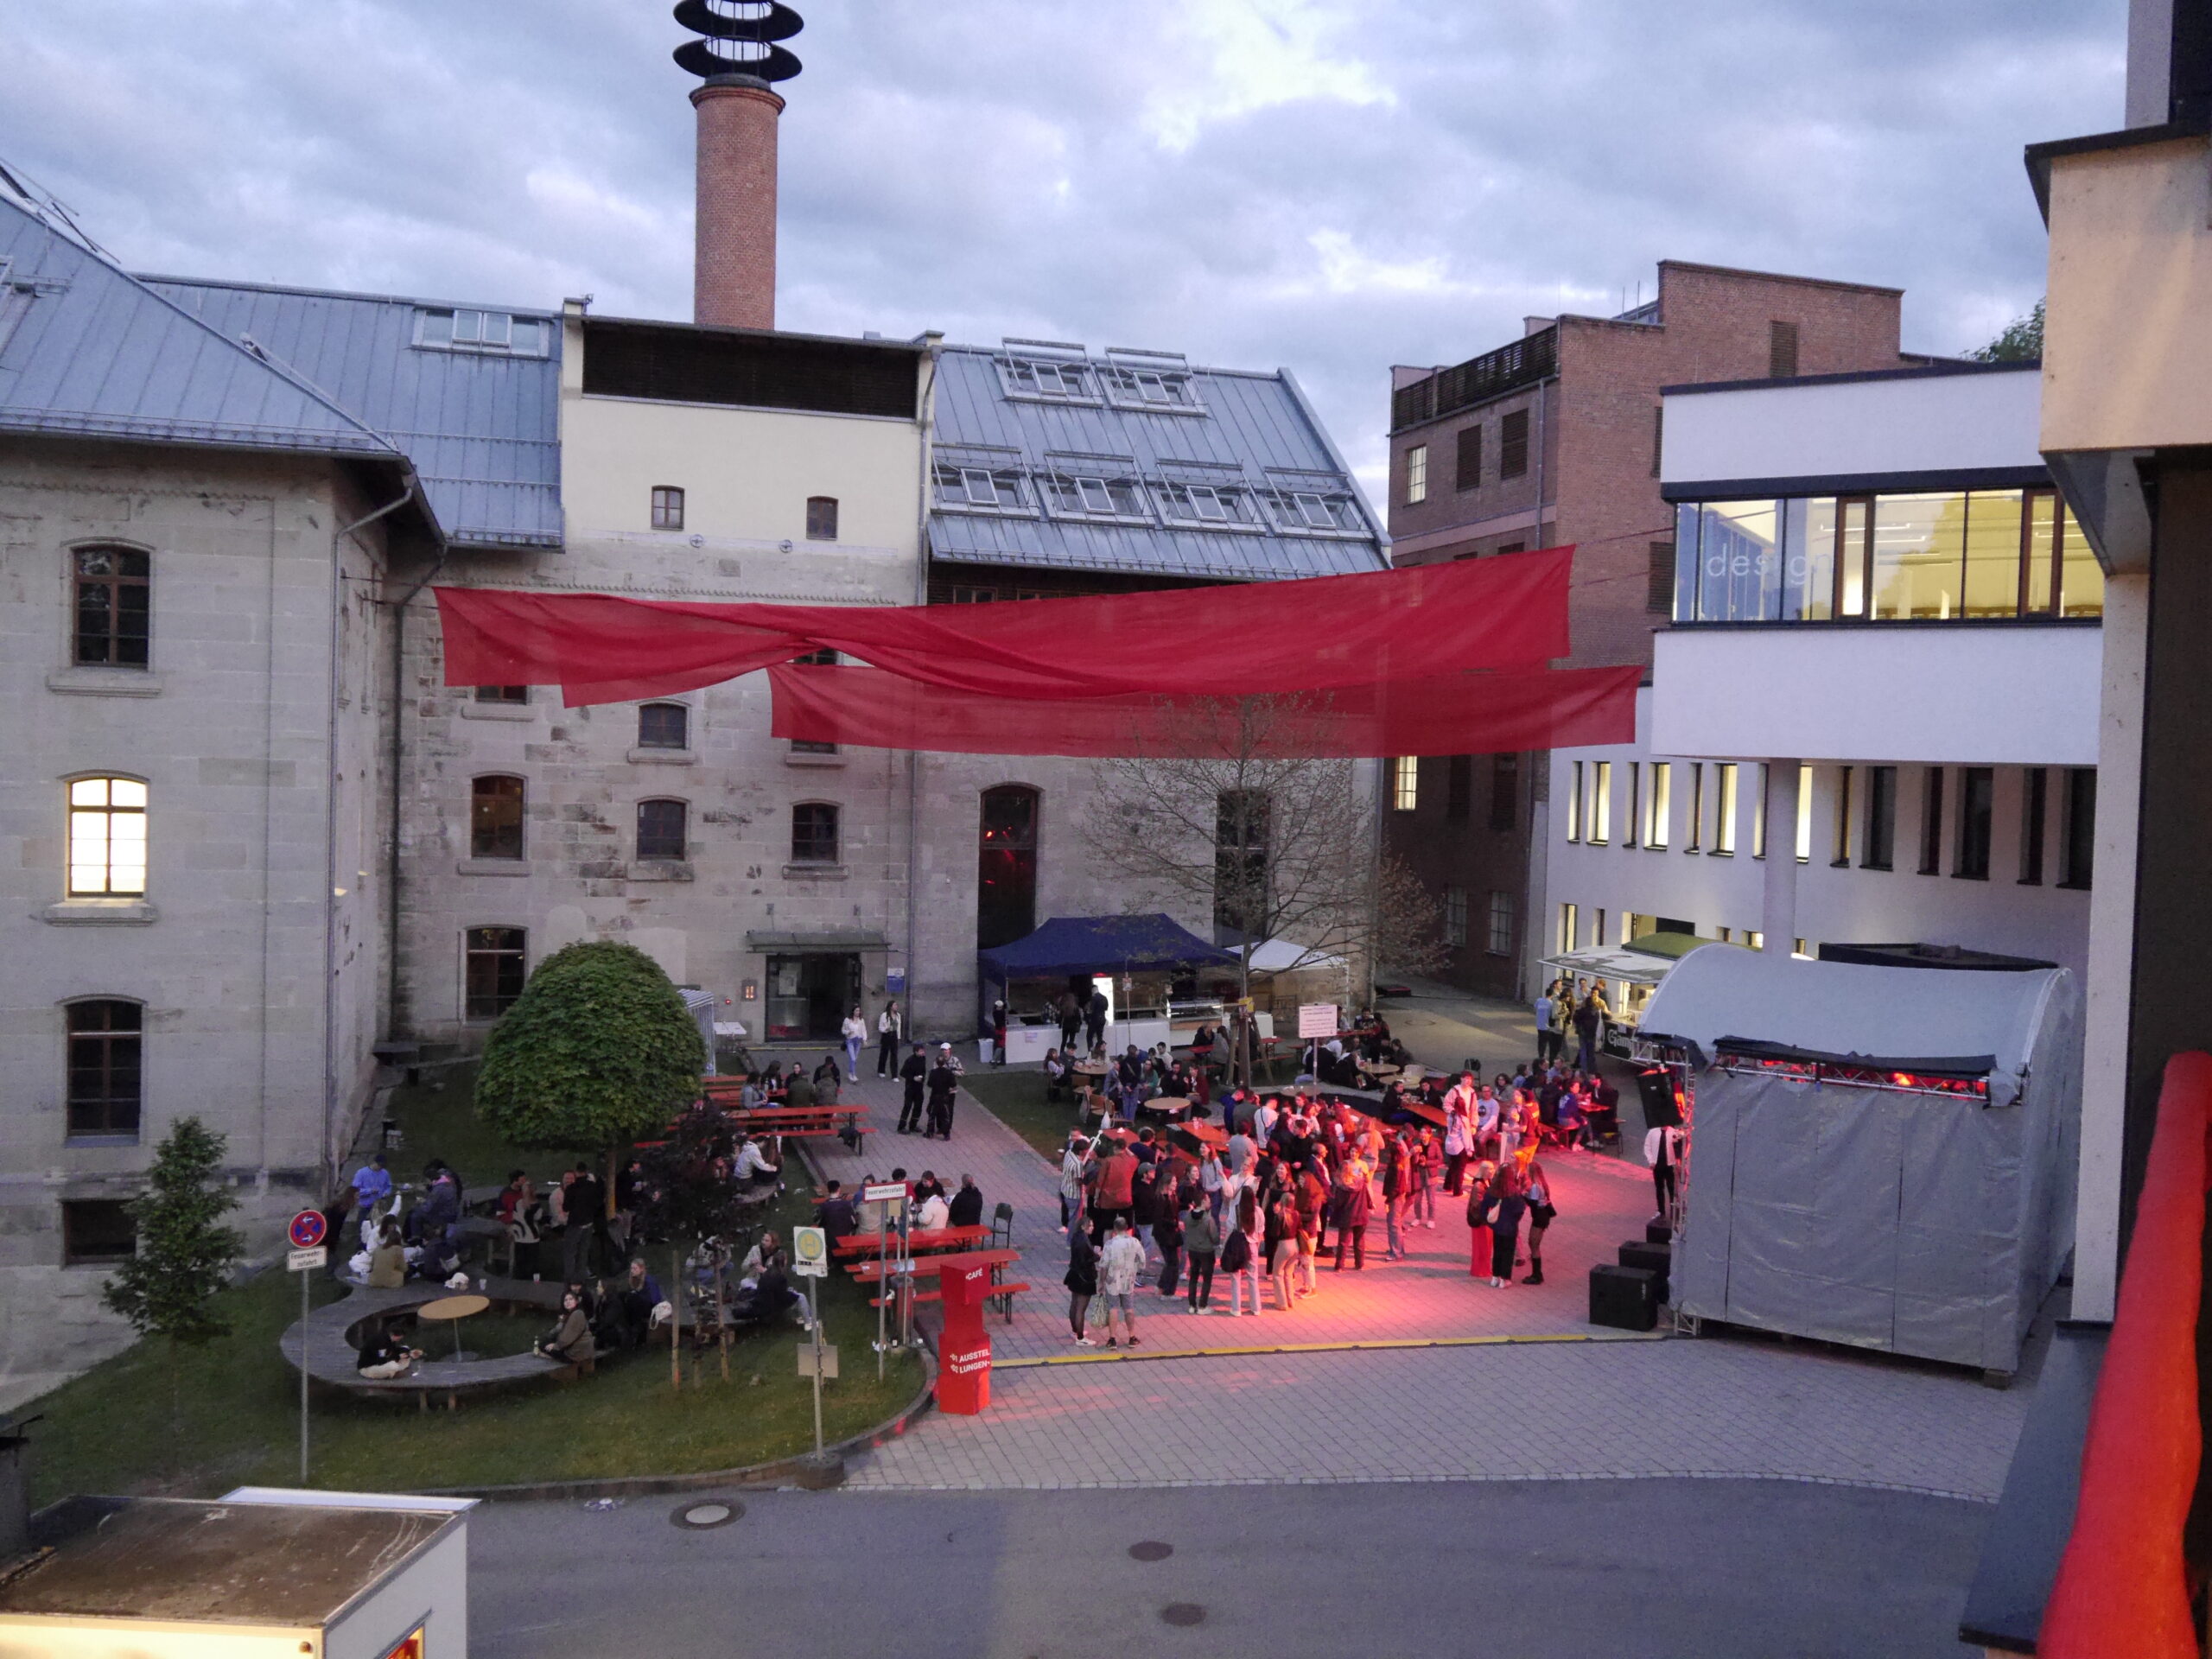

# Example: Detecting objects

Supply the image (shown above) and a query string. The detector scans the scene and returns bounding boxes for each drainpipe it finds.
[324,479,416,1195]
[906,335,942,1027]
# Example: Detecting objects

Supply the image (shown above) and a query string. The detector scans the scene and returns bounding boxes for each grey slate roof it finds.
[144,274,563,549]
[929,342,1386,582]
[0,196,401,467]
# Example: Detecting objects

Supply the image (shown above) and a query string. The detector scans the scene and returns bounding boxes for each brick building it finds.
[1382,262,1926,1001]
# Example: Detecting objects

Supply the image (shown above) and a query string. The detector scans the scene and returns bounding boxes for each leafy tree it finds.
[632,1099,756,1249]
[1968,299,2044,363]
[101,1116,244,1349]
[474,941,705,1165]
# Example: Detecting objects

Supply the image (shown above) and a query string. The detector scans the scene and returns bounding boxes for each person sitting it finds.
[732,1131,782,1194]
[536,1290,596,1367]
[366,1217,408,1288]
[915,1185,951,1232]
[784,1066,817,1109]
[1044,1048,1070,1102]
[613,1256,665,1351]
[733,1252,798,1328]
[356,1316,423,1380]
[813,1053,843,1104]
[816,1179,858,1243]
[948,1173,984,1230]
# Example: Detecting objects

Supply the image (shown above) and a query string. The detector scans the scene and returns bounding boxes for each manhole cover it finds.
[1128,1541,1173,1562]
[1160,1603,1205,1627]
[671,1498,743,1529]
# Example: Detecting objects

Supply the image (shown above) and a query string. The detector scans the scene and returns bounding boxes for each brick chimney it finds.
[691,75,784,330]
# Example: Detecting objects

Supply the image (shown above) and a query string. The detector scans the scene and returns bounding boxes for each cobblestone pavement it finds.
[797,1071,2030,1503]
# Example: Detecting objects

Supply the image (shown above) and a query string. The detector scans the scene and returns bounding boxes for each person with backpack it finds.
[1464,1159,1499,1276]
[1181,1189,1220,1313]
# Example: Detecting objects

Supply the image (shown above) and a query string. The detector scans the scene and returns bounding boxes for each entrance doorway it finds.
[765,953,860,1042]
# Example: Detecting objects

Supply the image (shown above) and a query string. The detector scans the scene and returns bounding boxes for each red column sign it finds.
[936,1260,995,1415]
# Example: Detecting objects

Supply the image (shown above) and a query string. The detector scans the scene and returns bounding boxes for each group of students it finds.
[1051,1084,1556,1347]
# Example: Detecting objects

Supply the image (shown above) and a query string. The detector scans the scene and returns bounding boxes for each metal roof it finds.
[928,342,1386,582]
[0,196,404,467]
[144,273,563,549]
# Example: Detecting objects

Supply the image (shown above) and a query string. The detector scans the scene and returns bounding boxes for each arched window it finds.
[470,775,524,860]
[638,798,688,861]
[805,496,839,542]
[791,802,840,864]
[67,777,148,897]
[638,702,690,750]
[67,998,143,1139]
[73,545,150,666]
[977,785,1039,949]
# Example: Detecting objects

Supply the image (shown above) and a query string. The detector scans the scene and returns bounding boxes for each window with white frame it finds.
[1406,444,1429,505]
[1443,885,1467,947]
[1152,480,1261,530]
[996,355,1099,403]
[1589,761,1611,844]
[1714,763,1738,855]
[1647,762,1672,849]
[1558,902,1578,953]
[1256,487,1363,536]
[1567,761,1583,842]
[1392,756,1419,812]
[414,307,550,357]
[932,461,1033,514]
[1041,467,1150,523]
[1100,363,1204,412]
[67,778,148,897]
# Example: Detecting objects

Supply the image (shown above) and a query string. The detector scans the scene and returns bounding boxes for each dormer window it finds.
[933,461,1033,515]
[1258,488,1364,536]
[414,308,550,357]
[1043,468,1148,523]
[1101,364,1204,413]
[1152,480,1262,531]
[995,347,1102,404]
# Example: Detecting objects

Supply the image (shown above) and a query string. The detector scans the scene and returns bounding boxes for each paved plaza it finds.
[793,1068,2032,1503]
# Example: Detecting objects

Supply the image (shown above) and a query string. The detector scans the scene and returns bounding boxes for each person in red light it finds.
[1464,1159,1498,1275]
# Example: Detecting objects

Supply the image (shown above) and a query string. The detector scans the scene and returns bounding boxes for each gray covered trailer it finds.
[1637,948,2080,1376]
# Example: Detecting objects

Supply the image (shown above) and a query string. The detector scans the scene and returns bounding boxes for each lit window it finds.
[1567,761,1582,842]
[1558,902,1578,953]
[1405,444,1428,505]
[1832,766,1853,865]
[1623,762,1641,848]
[637,798,688,861]
[1685,764,1704,852]
[792,802,840,864]
[806,496,839,541]
[73,547,150,667]
[1796,764,1815,865]
[1647,762,1671,849]
[67,1000,142,1139]
[1443,886,1467,948]
[470,775,524,861]
[652,487,685,531]
[638,702,690,750]
[1589,761,1611,845]
[464,927,527,1020]
[67,778,148,897]
[1392,756,1418,812]
[1713,763,1738,855]
[61,1199,136,1267]
[1752,763,1769,858]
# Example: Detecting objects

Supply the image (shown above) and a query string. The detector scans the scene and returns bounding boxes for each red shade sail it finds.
[433,546,1573,707]
[766,661,1640,759]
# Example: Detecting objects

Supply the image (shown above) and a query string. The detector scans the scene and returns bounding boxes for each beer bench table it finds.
[833,1224,988,1259]
[849,1247,1028,1324]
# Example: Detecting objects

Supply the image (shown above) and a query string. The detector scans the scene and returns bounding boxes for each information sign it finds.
[287,1245,327,1273]
[1297,1002,1340,1039]
[791,1225,828,1278]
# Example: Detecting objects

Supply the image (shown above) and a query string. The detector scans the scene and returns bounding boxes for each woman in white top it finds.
[841,1006,868,1081]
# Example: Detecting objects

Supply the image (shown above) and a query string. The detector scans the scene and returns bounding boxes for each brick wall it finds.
[692,79,784,330]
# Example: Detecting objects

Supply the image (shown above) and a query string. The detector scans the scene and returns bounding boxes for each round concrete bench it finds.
[279,1276,576,1412]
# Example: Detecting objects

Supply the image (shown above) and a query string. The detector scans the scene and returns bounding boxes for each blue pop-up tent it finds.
[977,914,1236,982]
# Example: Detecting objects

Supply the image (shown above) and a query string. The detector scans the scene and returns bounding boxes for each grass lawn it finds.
[23,1163,923,1508]
[957,1068,1077,1164]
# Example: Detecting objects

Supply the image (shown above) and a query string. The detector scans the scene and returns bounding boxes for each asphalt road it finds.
[468,1477,1989,1657]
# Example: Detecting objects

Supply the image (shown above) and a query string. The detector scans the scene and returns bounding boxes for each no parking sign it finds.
[288,1209,327,1249]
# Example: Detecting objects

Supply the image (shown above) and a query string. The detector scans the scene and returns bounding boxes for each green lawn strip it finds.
[25,1170,919,1506]
[955,1068,1077,1164]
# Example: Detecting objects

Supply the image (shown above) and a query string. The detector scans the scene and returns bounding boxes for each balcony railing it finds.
[1392,327,1557,433]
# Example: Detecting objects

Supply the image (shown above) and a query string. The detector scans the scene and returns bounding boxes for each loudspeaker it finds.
[1589,1263,1658,1332]
[1618,1239,1671,1304]
[1637,1068,1681,1128]
[1645,1218,1674,1245]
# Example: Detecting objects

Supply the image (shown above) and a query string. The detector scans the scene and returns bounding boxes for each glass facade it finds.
[1675,488,2099,623]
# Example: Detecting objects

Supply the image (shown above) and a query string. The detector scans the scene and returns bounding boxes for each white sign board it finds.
[1297,1002,1340,1039]
[861,1181,910,1204]
[791,1225,828,1278]
[287,1245,327,1273]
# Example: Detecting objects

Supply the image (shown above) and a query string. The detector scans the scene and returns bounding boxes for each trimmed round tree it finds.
[474,941,706,1164]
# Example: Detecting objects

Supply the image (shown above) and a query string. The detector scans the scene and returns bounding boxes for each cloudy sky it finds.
[0,0,2124,495]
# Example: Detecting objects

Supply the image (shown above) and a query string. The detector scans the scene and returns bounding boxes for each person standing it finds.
[1057,1133,1089,1235]
[1646,1122,1686,1220]
[1097,1216,1144,1349]
[1332,1151,1372,1272]
[1089,1135,1137,1244]
[1064,1224,1098,1344]
[876,1001,903,1077]
[1523,1156,1556,1286]
[563,1160,604,1285]
[1573,988,1605,1075]
[898,1041,929,1135]
[989,996,1009,1067]
[350,1150,394,1217]
[1414,1127,1441,1228]
[1084,985,1108,1053]
[1487,1159,1529,1288]
[1267,1187,1302,1311]
[1381,1134,1413,1262]
[840,1005,868,1082]
[1182,1192,1219,1313]
[1153,1190,1183,1298]
[1056,988,1081,1055]
[1535,983,1560,1066]
[1224,1187,1263,1315]
[925,1049,961,1141]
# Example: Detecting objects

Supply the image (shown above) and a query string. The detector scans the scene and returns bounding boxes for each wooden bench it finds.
[833,1224,988,1258]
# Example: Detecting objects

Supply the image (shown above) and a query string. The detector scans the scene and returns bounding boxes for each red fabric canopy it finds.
[766,661,1640,758]
[433,546,1573,706]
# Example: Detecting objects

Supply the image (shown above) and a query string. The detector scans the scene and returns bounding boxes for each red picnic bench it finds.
[832,1224,988,1258]
[848,1247,1028,1324]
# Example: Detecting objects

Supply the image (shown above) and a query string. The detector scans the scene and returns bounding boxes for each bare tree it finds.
[1081,693,1447,1082]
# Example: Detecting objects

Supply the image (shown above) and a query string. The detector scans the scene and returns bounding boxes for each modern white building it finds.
[1542,361,2101,1033]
